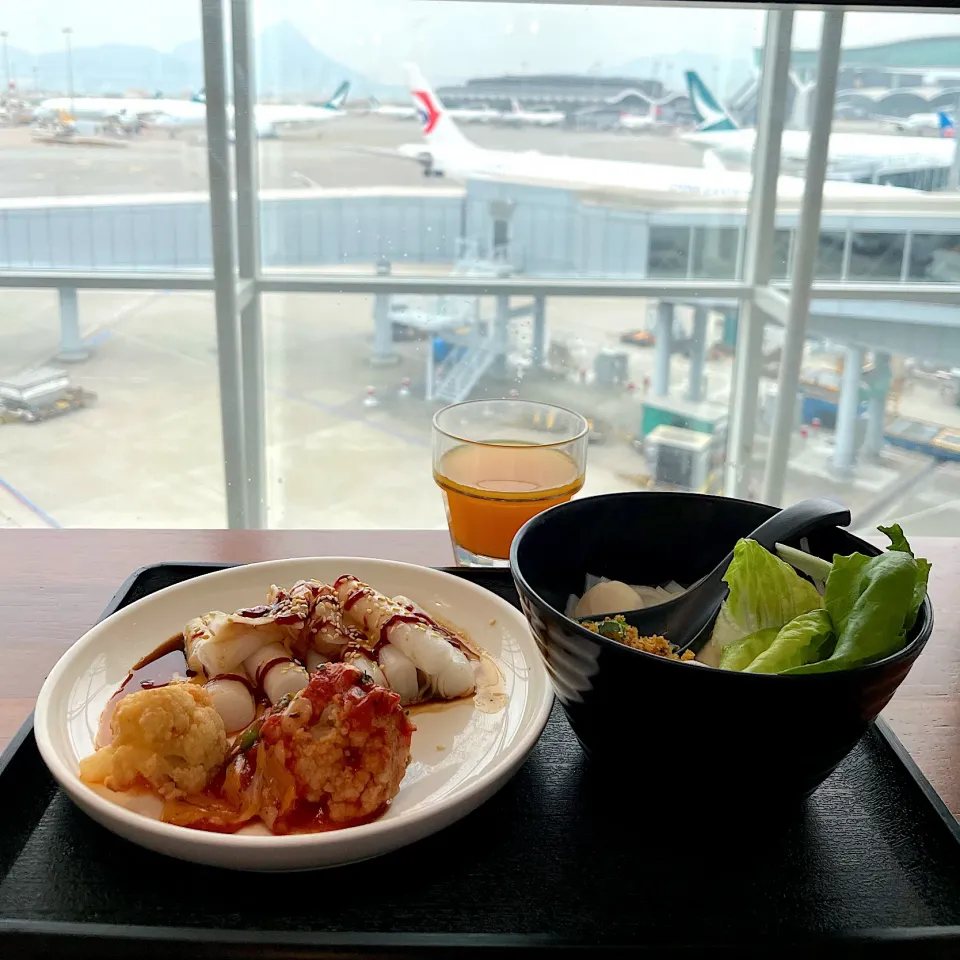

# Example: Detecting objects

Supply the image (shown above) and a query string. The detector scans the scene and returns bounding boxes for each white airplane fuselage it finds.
[147,102,345,138]
[448,106,500,124]
[685,127,957,175]
[35,96,204,126]
[373,103,418,120]
[619,113,658,132]
[401,63,922,203]
[400,137,916,202]
[500,108,564,127]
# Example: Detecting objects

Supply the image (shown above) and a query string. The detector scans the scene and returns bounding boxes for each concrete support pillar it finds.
[653,300,674,398]
[864,351,891,459]
[687,306,708,403]
[492,294,510,379]
[56,287,89,362]
[831,344,864,479]
[370,259,398,366]
[531,296,546,369]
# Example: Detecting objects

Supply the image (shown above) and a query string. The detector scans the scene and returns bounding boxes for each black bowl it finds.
[510,492,933,802]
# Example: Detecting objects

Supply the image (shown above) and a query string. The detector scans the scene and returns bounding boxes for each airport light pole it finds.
[1,32,10,110]
[62,27,74,109]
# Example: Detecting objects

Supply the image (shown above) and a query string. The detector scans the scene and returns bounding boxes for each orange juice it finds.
[434,442,584,559]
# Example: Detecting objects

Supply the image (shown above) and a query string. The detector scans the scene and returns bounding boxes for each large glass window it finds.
[848,232,905,280]
[0,290,224,527]
[908,233,960,282]
[648,226,691,279]
[692,227,741,280]
[2,2,960,536]
[771,229,793,281]
[815,231,846,279]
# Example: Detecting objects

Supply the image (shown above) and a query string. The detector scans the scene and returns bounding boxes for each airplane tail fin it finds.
[685,70,738,132]
[192,88,206,104]
[702,149,727,172]
[326,81,350,111]
[369,95,381,109]
[939,110,954,137]
[406,63,473,150]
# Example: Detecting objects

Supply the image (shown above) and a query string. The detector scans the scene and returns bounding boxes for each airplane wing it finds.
[872,114,910,131]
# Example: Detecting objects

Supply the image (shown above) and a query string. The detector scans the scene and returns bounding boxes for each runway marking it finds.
[853,459,944,531]
[872,489,960,529]
[0,474,61,529]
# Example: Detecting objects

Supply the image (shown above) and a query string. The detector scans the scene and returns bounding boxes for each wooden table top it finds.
[1,530,957,818]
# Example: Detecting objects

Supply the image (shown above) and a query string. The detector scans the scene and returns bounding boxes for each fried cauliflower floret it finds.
[258,662,414,826]
[80,683,227,799]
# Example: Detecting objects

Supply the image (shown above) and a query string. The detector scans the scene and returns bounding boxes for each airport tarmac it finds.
[0,282,958,537]
[1,115,958,535]
[0,117,707,198]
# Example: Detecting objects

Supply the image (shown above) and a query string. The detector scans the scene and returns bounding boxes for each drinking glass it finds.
[432,399,589,566]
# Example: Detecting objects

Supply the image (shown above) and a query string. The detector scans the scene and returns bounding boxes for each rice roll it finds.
[305,649,330,674]
[203,675,256,733]
[378,642,420,705]
[308,583,365,656]
[184,612,267,678]
[336,576,476,700]
[342,649,389,689]
[243,643,309,704]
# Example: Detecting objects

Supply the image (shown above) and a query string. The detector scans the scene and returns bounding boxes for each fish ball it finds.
[574,579,643,618]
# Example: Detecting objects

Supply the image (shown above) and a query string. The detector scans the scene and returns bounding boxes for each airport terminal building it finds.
[435,74,691,126]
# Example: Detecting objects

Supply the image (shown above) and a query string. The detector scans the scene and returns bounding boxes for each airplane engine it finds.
[417,151,442,177]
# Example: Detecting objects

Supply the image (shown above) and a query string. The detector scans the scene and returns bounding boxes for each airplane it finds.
[619,107,662,132]
[447,102,500,124]
[33,93,206,132]
[148,81,350,139]
[397,65,918,203]
[887,111,955,138]
[369,95,417,120]
[498,98,564,127]
[682,70,957,183]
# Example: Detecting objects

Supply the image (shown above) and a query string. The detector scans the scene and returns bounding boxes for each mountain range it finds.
[3,21,376,99]
[1,19,696,103]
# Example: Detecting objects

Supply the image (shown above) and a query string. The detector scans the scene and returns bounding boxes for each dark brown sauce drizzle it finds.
[253,656,295,699]
[97,634,191,748]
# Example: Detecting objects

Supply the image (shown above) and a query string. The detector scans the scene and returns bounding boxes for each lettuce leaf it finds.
[784,550,918,675]
[718,627,779,672]
[877,523,930,630]
[708,539,823,652]
[744,609,834,674]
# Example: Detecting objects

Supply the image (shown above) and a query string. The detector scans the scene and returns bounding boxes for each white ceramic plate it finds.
[35,557,552,871]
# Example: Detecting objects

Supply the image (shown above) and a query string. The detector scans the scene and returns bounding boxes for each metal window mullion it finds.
[900,232,913,283]
[231,0,266,529]
[762,9,845,505]
[841,226,853,280]
[724,8,793,499]
[202,0,248,528]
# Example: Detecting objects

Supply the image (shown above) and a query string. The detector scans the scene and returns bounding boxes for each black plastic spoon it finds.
[575,497,851,652]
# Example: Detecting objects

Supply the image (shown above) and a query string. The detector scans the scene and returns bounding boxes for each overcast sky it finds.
[4,2,960,82]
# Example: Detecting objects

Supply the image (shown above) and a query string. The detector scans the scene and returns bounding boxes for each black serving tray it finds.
[2,563,960,959]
